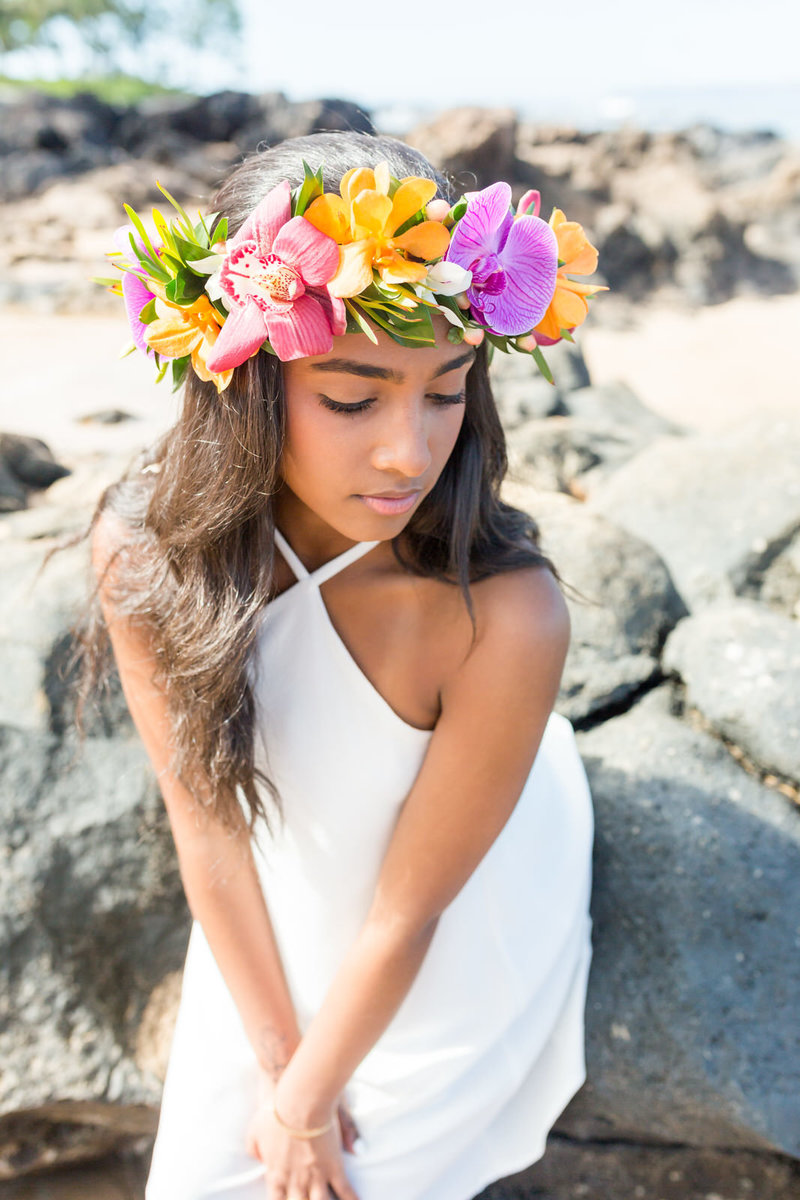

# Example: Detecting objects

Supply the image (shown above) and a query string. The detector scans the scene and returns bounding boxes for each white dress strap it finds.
[273,528,309,581]
[274,527,380,587]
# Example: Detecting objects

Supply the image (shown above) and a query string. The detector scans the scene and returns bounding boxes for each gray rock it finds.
[406,106,518,190]
[482,1139,800,1200]
[508,387,681,498]
[0,516,191,1176]
[0,542,92,732]
[0,726,189,1173]
[663,600,800,784]
[561,381,684,441]
[587,417,800,610]
[502,485,688,723]
[488,341,591,430]
[0,434,71,490]
[736,524,800,621]
[563,683,800,1155]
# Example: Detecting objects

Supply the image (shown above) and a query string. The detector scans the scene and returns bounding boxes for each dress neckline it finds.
[274,527,381,589]
[266,527,434,738]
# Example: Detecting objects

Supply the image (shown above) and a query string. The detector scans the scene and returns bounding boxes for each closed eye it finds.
[318,391,466,416]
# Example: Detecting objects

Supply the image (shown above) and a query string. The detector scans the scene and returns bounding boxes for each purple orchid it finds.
[205,180,345,369]
[444,182,558,336]
[113,225,160,358]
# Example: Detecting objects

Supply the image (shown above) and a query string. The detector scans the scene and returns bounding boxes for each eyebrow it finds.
[309,349,476,383]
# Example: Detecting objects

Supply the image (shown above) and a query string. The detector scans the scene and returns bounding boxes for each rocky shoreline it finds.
[1,91,798,1200]
[2,89,800,314]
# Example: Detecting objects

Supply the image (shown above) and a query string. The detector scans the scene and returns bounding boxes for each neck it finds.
[272,484,360,573]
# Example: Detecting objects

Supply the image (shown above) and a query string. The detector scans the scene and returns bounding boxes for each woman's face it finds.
[278,316,475,544]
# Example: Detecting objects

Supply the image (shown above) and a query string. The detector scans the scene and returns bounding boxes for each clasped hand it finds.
[246,1087,361,1200]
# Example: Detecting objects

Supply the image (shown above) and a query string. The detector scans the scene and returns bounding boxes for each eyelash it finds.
[319,391,466,416]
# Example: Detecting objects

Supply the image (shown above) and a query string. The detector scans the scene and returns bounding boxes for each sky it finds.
[234,0,798,107]
[5,0,800,138]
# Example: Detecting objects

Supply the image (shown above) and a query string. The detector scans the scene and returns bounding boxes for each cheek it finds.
[434,404,466,462]
[281,405,361,494]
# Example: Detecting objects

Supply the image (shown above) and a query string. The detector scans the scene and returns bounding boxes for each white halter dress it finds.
[146,529,595,1200]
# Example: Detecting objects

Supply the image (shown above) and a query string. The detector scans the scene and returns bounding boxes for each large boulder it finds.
[0,537,189,1178]
[663,600,800,785]
[501,485,688,724]
[586,417,800,611]
[561,684,800,1155]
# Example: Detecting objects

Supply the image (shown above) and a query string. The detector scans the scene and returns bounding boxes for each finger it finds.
[337,1109,355,1153]
[343,1106,361,1140]
[329,1170,360,1200]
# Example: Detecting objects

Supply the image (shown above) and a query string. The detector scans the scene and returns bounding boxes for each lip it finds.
[356,489,422,515]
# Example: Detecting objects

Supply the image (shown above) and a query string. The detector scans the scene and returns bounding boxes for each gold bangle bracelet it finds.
[272,1101,334,1139]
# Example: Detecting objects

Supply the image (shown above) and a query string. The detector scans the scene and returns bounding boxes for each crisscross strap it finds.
[274,527,380,587]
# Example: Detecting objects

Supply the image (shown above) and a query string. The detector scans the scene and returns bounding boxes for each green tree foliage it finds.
[0,0,241,56]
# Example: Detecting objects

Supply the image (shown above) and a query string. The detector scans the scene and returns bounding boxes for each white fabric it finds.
[146,529,595,1200]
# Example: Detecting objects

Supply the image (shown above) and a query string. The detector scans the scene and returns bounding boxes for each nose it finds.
[370,398,432,479]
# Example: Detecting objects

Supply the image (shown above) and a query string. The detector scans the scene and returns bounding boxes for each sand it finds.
[580,293,800,433]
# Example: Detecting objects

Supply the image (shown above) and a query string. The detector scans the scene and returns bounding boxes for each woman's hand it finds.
[245,1089,361,1200]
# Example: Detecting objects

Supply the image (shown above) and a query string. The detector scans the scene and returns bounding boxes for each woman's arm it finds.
[273,564,571,1128]
[91,514,302,1087]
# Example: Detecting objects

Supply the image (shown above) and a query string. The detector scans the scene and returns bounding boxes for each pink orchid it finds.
[205,181,345,369]
[444,182,558,336]
[113,225,159,358]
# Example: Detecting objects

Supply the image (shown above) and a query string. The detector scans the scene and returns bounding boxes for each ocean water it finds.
[375,83,800,146]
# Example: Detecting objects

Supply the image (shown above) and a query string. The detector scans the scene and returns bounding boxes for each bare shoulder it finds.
[90,508,138,602]
[471,563,571,654]
[437,562,571,715]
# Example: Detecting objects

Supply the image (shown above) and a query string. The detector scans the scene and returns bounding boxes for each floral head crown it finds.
[98,160,606,393]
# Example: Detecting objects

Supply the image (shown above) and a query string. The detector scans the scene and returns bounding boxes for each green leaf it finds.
[210,216,228,245]
[173,233,214,262]
[357,294,437,347]
[171,356,191,391]
[91,275,121,288]
[293,160,325,217]
[123,204,160,262]
[155,181,194,241]
[559,328,575,343]
[139,297,158,324]
[484,331,510,352]
[532,345,554,385]
[125,231,169,283]
[392,209,425,239]
[154,359,169,385]
[449,198,468,223]
[447,326,465,344]
[165,269,206,304]
[118,341,137,359]
[344,299,379,345]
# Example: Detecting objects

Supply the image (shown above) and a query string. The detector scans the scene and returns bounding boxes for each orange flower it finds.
[304,162,451,298]
[532,209,607,344]
[144,284,233,392]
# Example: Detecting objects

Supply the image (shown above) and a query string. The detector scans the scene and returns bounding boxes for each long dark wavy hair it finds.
[77,130,565,836]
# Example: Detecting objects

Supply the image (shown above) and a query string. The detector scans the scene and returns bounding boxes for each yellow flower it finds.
[304,162,451,298]
[144,284,233,392]
[533,209,607,343]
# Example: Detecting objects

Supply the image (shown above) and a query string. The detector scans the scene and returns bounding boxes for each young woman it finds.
[88,131,596,1200]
